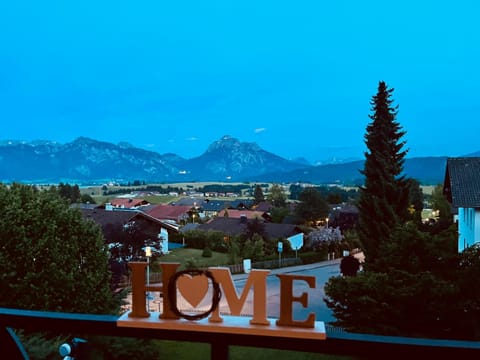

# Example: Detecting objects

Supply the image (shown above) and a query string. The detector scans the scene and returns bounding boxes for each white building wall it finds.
[475,209,480,248]
[458,207,480,252]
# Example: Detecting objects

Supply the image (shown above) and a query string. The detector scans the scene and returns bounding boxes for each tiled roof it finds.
[80,208,179,233]
[444,157,480,208]
[109,198,149,208]
[146,204,192,220]
[216,209,265,219]
[81,208,136,228]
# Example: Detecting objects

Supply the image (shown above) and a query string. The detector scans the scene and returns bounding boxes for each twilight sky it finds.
[0,1,478,163]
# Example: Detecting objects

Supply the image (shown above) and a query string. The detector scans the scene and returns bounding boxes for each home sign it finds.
[117,262,326,340]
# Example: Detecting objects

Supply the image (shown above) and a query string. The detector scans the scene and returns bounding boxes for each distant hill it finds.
[0,136,465,185]
[256,157,448,185]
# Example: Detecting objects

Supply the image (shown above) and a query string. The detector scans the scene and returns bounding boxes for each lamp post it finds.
[325,217,329,229]
[145,246,152,311]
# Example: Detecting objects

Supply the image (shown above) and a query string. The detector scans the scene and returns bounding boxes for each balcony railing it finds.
[2,307,480,359]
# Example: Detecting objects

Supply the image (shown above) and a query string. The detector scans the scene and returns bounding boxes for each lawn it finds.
[146,340,356,360]
[151,247,230,271]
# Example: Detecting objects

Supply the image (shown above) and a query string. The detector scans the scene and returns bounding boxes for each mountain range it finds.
[0,136,472,185]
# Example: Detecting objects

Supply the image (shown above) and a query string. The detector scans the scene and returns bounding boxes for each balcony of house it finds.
[2,307,480,359]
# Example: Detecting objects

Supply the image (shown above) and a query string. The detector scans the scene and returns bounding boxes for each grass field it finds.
[151,247,230,271]
[152,341,354,360]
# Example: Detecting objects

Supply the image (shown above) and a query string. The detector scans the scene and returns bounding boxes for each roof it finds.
[217,209,265,219]
[109,198,149,208]
[202,200,229,212]
[80,208,178,233]
[173,197,204,206]
[444,157,480,208]
[146,204,192,220]
[198,217,301,240]
[252,201,272,212]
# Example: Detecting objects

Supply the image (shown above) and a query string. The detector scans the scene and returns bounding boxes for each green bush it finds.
[202,246,213,258]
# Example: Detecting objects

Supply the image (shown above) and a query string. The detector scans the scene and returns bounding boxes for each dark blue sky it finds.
[1,1,478,163]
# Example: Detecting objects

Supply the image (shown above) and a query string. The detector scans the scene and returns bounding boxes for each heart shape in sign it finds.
[177,274,209,308]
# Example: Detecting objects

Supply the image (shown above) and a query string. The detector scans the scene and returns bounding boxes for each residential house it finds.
[109,198,149,209]
[201,199,227,218]
[217,209,267,220]
[145,204,192,224]
[80,207,178,257]
[252,201,272,212]
[198,217,302,241]
[443,157,480,252]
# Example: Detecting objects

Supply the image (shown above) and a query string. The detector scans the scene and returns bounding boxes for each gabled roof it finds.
[217,209,265,219]
[109,198,149,208]
[146,204,192,220]
[202,200,228,212]
[198,217,300,240]
[252,201,272,212]
[173,197,204,206]
[80,208,178,233]
[444,157,480,208]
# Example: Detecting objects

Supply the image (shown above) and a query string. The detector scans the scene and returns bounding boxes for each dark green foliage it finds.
[289,184,359,203]
[294,187,330,225]
[267,184,287,208]
[253,184,265,204]
[0,183,117,314]
[202,246,213,258]
[182,229,228,253]
[242,217,267,241]
[0,183,138,358]
[406,178,423,224]
[80,193,96,204]
[431,184,451,221]
[269,207,290,223]
[325,269,457,337]
[357,81,410,270]
[57,183,81,204]
[339,255,360,276]
[324,223,480,339]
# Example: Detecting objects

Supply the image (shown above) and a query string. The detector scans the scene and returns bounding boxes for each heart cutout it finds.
[177,274,209,308]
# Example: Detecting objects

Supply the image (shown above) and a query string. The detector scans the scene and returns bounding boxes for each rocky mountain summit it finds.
[0,136,456,184]
[0,136,305,184]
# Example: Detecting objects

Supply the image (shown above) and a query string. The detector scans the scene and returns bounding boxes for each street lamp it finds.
[325,217,329,229]
[145,246,152,311]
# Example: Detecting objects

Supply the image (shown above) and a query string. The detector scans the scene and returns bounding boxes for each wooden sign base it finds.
[117,312,326,340]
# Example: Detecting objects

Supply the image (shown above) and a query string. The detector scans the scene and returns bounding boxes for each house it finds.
[145,204,192,224]
[108,198,149,209]
[216,209,266,220]
[443,157,480,252]
[201,200,227,218]
[80,207,178,257]
[198,217,302,241]
[252,201,272,212]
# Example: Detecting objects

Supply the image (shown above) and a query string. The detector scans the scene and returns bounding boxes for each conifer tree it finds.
[253,185,265,205]
[357,81,409,270]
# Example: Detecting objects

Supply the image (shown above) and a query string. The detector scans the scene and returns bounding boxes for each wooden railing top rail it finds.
[2,307,480,359]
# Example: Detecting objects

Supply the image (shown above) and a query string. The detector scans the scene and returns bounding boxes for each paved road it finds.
[231,259,342,324]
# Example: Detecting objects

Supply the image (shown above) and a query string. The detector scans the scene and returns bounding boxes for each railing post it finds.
[211,341,229,360]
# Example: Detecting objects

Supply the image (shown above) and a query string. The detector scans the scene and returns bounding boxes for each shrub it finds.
[202,247,213,258]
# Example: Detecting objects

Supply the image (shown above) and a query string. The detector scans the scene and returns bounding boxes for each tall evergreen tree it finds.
[357,81,409,269]
[253,185,265,205]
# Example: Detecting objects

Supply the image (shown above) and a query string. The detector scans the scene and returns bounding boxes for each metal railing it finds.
[2,307,480,359]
